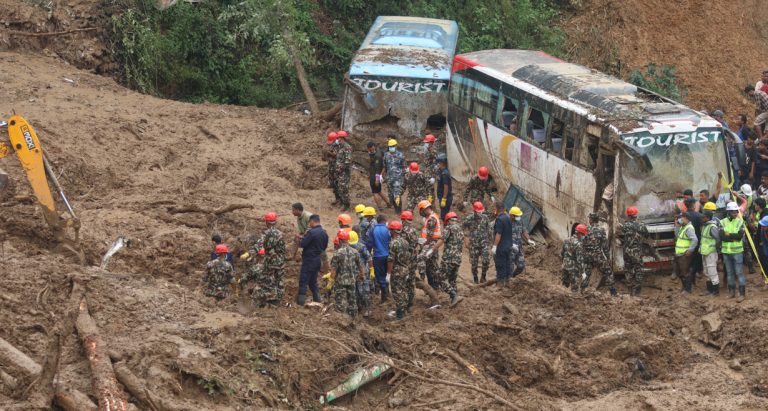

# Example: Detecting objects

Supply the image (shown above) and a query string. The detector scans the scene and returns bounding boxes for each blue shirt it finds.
[493,213,514,250]
[437,167,452,199]
[367,223,391,258]
[300,225,329,260]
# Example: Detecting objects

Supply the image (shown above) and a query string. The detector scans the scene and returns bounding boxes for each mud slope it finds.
[2,52,768,410]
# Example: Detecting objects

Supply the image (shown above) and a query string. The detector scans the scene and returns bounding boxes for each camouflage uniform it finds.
[419,215,441,289]
[618,218,649,294]
[462,176,494,209]
[203,259,234,300]
[383,149,406,211]
[561,234,585,292]
[335,139,353,208]
[439,220,463,296]
[331,245,362,317]
[401,221,420,309]
[462,212,492,282]
[388,235,414,315]
[351,242,372,315]
[509,218,526,277]
[327,143,339,201]
[404,171,433,211]
[420,143,438,199]
[249,227,286,305]
[582,214,614,289]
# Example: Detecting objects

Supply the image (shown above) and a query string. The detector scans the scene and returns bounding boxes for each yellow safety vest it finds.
[675,223,693,255]
[699,222,717,256]
[721,217,744,255]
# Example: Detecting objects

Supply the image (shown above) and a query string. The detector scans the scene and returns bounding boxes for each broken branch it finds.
[113,361,183,411]
[166,203,253,215]
[414,279,440,306]
[197,126,222,142]
[4,27,97,37]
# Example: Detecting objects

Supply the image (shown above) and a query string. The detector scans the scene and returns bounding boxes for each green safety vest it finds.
[721,217,744,255]
[700,222,717,256]
[675,223,693,256]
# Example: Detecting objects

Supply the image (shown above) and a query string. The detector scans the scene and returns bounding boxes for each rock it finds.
[578,328,643,360]
[701,311,722,334]
[729,359,742,371]
[388,397,410,408]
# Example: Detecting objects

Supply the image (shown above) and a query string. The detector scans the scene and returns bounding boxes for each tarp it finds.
[502,184,543,233]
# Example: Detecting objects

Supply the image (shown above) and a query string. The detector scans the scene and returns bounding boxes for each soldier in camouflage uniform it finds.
[403,162,434,211]
[331,230,363,317]
[400,211,419,311]
[462,201,492,283]
[462,166,495,212]
[387,220,413,320]
[248,212,287,306]
[420,134,439,199]
[349,231,372,317]
[562,225,587,292]
[508,206,531,278]
[203,244,234,300]
[334,131,352,211]
[582,212,617,295]
[417,200,442,290]
[617,206,649,296]
[382,138,406,214]
[241,248,266,304]
[434,212,462,303]
[326,132,340,205]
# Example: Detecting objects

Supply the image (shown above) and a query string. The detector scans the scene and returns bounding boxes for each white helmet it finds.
[739,184,753,197]
[726,202,740,211]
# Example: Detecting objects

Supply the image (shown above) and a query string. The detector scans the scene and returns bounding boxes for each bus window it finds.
[526,107,548,146]
[580,136,598,170]
[500,96,519,132]
[548,117,565,154]
[563,133,576,161]
[473,81,498,121]
[450,72,473,113]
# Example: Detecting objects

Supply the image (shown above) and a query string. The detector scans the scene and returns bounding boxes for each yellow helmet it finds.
[388,139,398,147]
[354,204,366,213]
[348,230,359,245]
[509,206,523,217]
[703,202,717,211]
[363,206,377,217]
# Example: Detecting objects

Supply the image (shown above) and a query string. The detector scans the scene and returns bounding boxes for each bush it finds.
[629,64,688,102]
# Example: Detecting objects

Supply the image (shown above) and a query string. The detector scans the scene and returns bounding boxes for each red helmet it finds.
[337,230,350,241]
[326,132,338,144]
[478,166,489,179]
[333,237,340,247]
[409,162,420,174]
[337,213,352,226]
[214,244,229,254]
[388,221,403,231]
[264,212,278,222]
[575,224,588,235]
[423,134,436,143]
[444,212,459,223]
[626,206,639,216]
[400,210,413,221]
[336,130,348,138]
[258,248,265,256]
[472,201,485,212]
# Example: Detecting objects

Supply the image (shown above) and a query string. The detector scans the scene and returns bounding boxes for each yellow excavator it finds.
[0,115,85,263]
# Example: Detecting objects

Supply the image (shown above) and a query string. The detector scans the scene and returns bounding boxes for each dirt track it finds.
[2,51,768,410]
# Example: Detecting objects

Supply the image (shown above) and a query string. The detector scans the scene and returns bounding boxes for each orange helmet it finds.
[264,212,278,222]
[575,224,588,235]
[337,230,350,241]
[337,214,352,226]
[214,244,229,254]
[326,132,338,144]
[258,248,265,256]
[478,166,489,179]
[444,212,459,223]
[388,221,403,231]
[472,201,485,212]
[626,206,639,216]
[336,130,348,138]
[423,134,436,143]
[400,211,413,221]
[409,162,420,174]
[417,200,432,210]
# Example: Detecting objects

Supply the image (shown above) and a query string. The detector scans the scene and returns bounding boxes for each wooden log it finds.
[414,279,440,306]
[113,361,183,411]
[470,278,497,289]
[443,349,479,376]
[54,387,98,411]
[0,337,42,376]
[4,27,97,37]
[76,297,128,411]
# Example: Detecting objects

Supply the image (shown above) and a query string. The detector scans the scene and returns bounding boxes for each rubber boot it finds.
[728,286,736,298]
[700,281,713,296]
[312,290,322,303]
[381,286,389,303]
[480,272,487,283]
[472,273,479,284]
[712,283,720,296]
[633,285,642,296]
[450,291,459,305]
[395,309,404,320]
[296,294,306,306]
[685,279,693,294]
[609,287,617,297]
[737,285,746,303]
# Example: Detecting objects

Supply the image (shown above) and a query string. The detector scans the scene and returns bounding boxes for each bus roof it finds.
[458,49,720,133]
[349,16,459,79]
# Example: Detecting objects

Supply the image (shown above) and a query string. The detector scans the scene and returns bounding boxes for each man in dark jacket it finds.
[297,215,329,305]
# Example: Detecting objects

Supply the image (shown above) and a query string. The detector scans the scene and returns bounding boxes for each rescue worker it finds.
[291,202,313,259]
[366,215,391,301]
[338,213,353,233]
[348,231,372,317]
[360,207,377,246]
[417,200,442,289]
[492,201,514,286]
[330,230,363,317]
[721,202,747,301]
[582,212,616,295]
[427,212,462,304]
[403,162,433,211]
[204,244,234,300]
[241,248,266,304]
[700,209,721,296]
[387,220,414,320]
[246,212,287,306]
[462,167,496,212]
[354,204,366,226]
[367,141,390,210]
[420,134,438,201]
[435,154,453,220]
[561,224,587,292]
[617,206,649,296]
[334,130,352,211]
[399,210,419,311]
[508,206,532,278]
[382,138,406,214]
[674,212,698,294]
[210,233,234,266]
[296,214,328,305]
[326,132,339,206]
[462,201,492,283]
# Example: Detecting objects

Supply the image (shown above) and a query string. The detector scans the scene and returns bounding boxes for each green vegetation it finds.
[105,0,566,107]
[629,64,688,102]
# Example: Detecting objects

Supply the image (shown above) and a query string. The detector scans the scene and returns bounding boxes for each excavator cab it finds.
[0,115,85,264]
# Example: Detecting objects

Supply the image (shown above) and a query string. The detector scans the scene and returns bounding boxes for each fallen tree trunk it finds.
[76,297,128,411]
[54,387,98,411]
[442,349,479,376]
[0,337,42,376]
[113,361,183,411]
[414,279,440,306]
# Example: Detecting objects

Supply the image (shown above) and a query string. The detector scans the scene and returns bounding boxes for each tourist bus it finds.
[341,16,459,138]
[446,49,730,271]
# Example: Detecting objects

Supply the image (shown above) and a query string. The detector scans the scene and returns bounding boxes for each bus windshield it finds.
[618,128,728,220]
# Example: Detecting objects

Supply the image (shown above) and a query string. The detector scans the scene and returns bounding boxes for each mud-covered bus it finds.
[341,16,459,138]
[446,49,730,272]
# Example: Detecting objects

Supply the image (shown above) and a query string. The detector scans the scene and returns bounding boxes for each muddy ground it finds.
[2,51,768,410]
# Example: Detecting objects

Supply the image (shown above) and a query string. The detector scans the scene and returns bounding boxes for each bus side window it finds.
[500,96,519,134]
[527,107,548,147]
[548,118,565,155]
[473,81,498,122]
[580,136,598,170]
[563,132,576,161]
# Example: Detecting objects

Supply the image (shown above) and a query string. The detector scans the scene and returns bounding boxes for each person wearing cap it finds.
[675,189,699,214]
[333,130,353,212]
[330,230,363,318]
[247,212,287,306]
[419,134,439,182]
[492,201,514,286]
[210,233,234,267]
[354,204,366,223]
[674,212,698,294]
[387,220,413,320]
[348,230,372,317]
[296,214,329,306]
[582,212,616,295]
[360,207,377,246]
[366,214,391,301]
[435,154,453,220]
[462,201,492,283]
[617,206,649,296]
[562,224,587,292]
[204,244,235,301]
[326,132,340,206]
[427,212,462,305]
[722,202,747,301]
[403,162,434,212]
[367,141,390,210]
[462,166,496,212]
[699,209,721,296]
[291,202,314,260]
[744,84,768,139]
[382,137,406,214]
[712,109,730,130]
